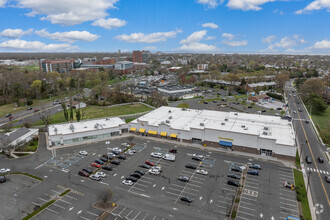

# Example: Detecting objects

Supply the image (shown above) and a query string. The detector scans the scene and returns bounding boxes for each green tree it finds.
[31,80,42,98]
[69,78,76,90]
[69,107,74,121]
[75,108,81,122]
[13,83,23,102]
[307,93,327,114]
[61,103,68,121]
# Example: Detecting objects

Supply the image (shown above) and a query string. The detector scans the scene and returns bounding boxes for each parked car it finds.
[117,155,126,160]
[111,150,120,155]
[34,108,40,112]
[91,163,101,168]
[305,156,312,164]
[276,107,282,110]
[27,107,33,110]
[203,101,208,104]
[185,164,197,170]
[140,164,151,169]
[196,169,208,175]
[130,173,142,179]
[122,180,133,186]
[95,171,106,178]
[180,196,193,203]
[151,152,162,158]
[284,181,295,190]
[305,120,309,124]
[261,110,266,112]
[231,166,242,172]
[79,151,88,156]
[110,160,120,165]
[227,180,239,187]
[126,176,138,182]
[5,113,12,117]
[163,154,176,161]
[79,170,90,177]
[134,170,145,176]
[247,169,259,176]
[82,168,93,174]
[249,164,261,170]
[248,106,252,108]
[325,175,330,183]
[228,173,240,179]
[213,100,217,103]
[145,160,155,166]
[102,165,112,171]
[125,150,134,155]
[90,174,101,181]
[169,148,177,153]
[178,176,190,182]
[298,108,302,112]
[95,159,104,165]
[0,168,11,174]
[318,157,324,163]
[192,154,204,161]
[148,169,160,175]
[100,157,108,162]
[0,176,7,183]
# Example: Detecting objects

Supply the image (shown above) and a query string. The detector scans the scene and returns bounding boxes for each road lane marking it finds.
[114,173,117,176]
[161,187,165,190]
[34,164,44,169]
[69,207,74,211]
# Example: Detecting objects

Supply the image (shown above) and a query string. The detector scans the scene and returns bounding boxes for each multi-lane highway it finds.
[285,83,329,220]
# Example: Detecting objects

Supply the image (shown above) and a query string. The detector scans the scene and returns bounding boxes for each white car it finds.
[163,153,176,162]
[90,175,101,181]
[0,168,10,174]
[239,165,246,170]
[79,151,88,156]
[148,169,160,175]
[196,169,208,175]
[153,166,162,172]
[113,147,123,152]
[125,150,134,155]
[95,171,106,178]
[151,152,162,158]
[122,180,134,186]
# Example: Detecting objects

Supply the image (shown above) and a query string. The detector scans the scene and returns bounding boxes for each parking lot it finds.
[28,137,300,220]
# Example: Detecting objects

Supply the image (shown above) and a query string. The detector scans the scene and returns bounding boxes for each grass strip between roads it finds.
[59,189,71,197]
[22,200,55,220]
[0,172,43,181]
[293,169,312,220]
[295,150,301,170]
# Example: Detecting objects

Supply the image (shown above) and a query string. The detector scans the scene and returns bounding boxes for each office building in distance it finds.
[39,58,80,73]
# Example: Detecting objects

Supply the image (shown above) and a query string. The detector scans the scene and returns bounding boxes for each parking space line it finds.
[217,200,231,205]
[243,181,259,186]
[86,211,98,217]
[46,208,59,214]
[171,184,184,188]
[280,197,297,203]
[132,211,141,220]
[189,179,204,184]
[118,207,127,215]
[239,206,255,211]
[131,187,145,192]
[237,210,255,216]
[180,170,194,175]
[125,210,134,218]
[280,202,298,208]
[279,173,293,178]
[222,187,236,192]
[280,207,299,213]
[244,185,259,189]
[59,199,72,204]
[240,201,255,206]
[184,187,199,192]
[52,203,65,209]
[135,183,149,187]
[169,187,182,192]
[65,194,78,200]
[236,216,252,220]
[80,216,90,220]
[214,210,227,215]
[142,213,149,220]
[139,179,152,184]
[240,196,256,202]
[142,176,155,181]
[186,183,202,188]
[215,204,227,209]
[45,193,57,198]
[50,189,61,194]
[39,197,48,202]
[191,176,206,181]
[166,191,180,196]
[280,188,296,193]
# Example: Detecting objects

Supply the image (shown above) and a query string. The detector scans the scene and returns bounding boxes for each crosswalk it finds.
[305,167,329,175]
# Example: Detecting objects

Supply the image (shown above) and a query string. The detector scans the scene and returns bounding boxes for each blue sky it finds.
[0,0,329,54]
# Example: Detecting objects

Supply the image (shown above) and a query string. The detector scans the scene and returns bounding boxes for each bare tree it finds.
[127,136,134,144]
[98,190,113,208]
[36,102,51,127]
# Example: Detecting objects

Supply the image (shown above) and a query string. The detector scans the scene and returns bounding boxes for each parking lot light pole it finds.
[14,193,20,220]
[106,141,110,155]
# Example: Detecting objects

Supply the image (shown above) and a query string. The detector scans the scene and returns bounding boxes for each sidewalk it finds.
[49,133,295,169]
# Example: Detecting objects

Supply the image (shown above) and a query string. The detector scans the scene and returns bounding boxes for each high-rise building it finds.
[142,50,149,63]
[39,58,78,73]
[133,50,142,63]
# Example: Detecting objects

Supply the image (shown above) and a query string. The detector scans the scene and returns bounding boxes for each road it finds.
[285,83,330,220]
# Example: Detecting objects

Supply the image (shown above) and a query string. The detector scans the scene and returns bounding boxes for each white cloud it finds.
[196,0,221,9]
[179,30,217,51]
[262,35,276,44]
[179,42,217,51]
[311,40,330,50]
[180,30,207,44]
[265,35,307,51]
[116,29,182,43]
[222,32,248,47]
[295,0,330,14]
[0,39,77,51]
[223,40,248,47]
[202,22,218,29]
[144,46,157,50]
[92,18,127,29]
[1,28,33,38]
[226,0,276,11]
[35,29,99,43]
[222,33,235,40]
[0,0,7,7]
[15,0,120,25]
[206,36,216,40]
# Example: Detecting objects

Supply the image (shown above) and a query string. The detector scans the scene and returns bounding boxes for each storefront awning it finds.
[160,132,167,137]
[148,130,157,135]
[219,140,232,147]
[139,128,146,133]
[170,133,177,138]
[130,127,137,132]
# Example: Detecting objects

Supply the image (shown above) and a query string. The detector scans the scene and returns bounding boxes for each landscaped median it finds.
[0,172,43,181]
[23,200,56,220]
[293,169,312,220]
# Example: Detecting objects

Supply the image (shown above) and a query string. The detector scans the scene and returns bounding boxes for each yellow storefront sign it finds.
[139,128,146,133]
[148,130,157,135]
[130,127,137,132]
[170,133,177,138]
[160,132,167,137]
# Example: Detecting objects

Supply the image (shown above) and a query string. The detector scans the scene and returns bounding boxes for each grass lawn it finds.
[33,103,152,126]
[108,77,128,85]
[20,65,39,71]
[293,169,312,220]
[310,106,330,145]
[177,103,189,108]
[234,94,250,99]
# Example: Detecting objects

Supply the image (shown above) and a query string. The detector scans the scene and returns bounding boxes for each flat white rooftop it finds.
[48,117,126,136]
[132,106,295,146]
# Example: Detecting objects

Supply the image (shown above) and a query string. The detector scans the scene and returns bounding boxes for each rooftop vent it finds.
[168,110,172,113]
[200,123,205,126]
[169,116,173,119]
[182,108,187,111]
[69,124,74,132]
[106,117,110,120]
[94,123,99,129]
[264,127,269,131]
[234,113,238,116]
[84,126,87,128]
[263,131,268,135]
[241,125,245,128]
[165,120,170,123]
[221,122,225,125]
[54,127,58,135]
[225,118,228,121]
[244,127,248,130]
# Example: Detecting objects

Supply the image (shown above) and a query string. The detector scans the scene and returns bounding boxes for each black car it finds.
[276,107,282,110]
[249,164,261,170]
[100,157,108,162]
[27,107,33,110]
[126,176,138,182]
[79,170,90,177]
[305,156,312,164]
[140,164,151,169]
[203,101,208,104]
[102,165,112,171]
[178,176,190,182]
[325,175,330,183]
[117,155,126,160]
[130,173,142,179]
[247,169,259,176]
[228,173,240,179]
[318,157,324,163]
[305,120,309,124]
[231,166,242,172]
[82,168,93,174]
[180,196,193,203]
[111,150,120,155]
[0,176,6,183]
[5,113,12,117]
[169,148,177,153]
[95,159,104,165]
[261,110,266,112]
[213,100,217,103]
[227,180,239,187]
[111,160,120,165]
[103,154,114,160]
[185,164,197,170]
[134,170,145,175]
[248,106,252,108]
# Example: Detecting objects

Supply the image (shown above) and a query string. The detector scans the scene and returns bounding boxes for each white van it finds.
[162,153,176,162]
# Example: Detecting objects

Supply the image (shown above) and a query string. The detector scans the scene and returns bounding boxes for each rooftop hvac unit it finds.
[106,117,110,120]
[225,118,228,121]
[168,110,172,113]
[263,131,268,135]
[169,116,173,119]
[69,124,74,132]
[84,126,87,128]
[200,123,204,126]
[221,122,225,125]
[54,127,58,134]
[241,125,245,128]
[165,120,170,123]
[264,127,269,131]
[244,127,248,130]
[234,113,238,116]
[182,108,187,111]
[94,123,99,129]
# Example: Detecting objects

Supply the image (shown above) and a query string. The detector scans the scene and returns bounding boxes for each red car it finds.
[91,163,101,168]
[145,160,155,166]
